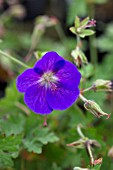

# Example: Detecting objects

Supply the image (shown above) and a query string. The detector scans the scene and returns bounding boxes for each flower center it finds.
[39,71,58,87]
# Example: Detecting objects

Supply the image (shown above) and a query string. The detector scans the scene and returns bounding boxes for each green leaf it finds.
[80,17,89,28]
[24,140,43,154]
[0,113,26,136]
[79,29,95,38]
[23,127,59,154]
[74,16,80,28]
[0,135,22,152]
[91,164,101,170]
[0,135,22,168]
[69,27,76,35]
[0,151,14,168]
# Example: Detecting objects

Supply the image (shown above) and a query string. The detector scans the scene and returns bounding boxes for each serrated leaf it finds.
[24,140,43,154]
[79,29,95,38]
[0,135,22,168]
[0,151,14,168]
[38,132,59,144]
[0,113,25,136]
[0,135,22,152]
[23,127,59,154]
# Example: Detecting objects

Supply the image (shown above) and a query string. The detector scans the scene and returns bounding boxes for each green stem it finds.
[87,2,98,65]
[77,124,85,138]
[76,35,81,48]
[55,24,67,46]
[83,86,93,93]
[0,50,30,68]
[86,141,94,165]
[79,94,88,103]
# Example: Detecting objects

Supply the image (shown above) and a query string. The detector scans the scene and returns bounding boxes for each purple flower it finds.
[16,51,81,114]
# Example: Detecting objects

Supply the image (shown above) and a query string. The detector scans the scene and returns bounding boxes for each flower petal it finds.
[52,60,65,73]
[34,67,44,75]
[34,51,63,72]
[24,84,53,114]
[46,84,79,110]
[56,60,81,90]
[16,69,40,93]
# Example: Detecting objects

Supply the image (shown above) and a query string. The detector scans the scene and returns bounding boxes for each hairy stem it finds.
[0,50,30,68]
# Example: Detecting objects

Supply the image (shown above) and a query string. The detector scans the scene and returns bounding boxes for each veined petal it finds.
[16,69,40,93]
[24,84,53,114]
[34,51,63,72]
[56,60,81,90]
[52,60,65,73]
[46,84,79,110]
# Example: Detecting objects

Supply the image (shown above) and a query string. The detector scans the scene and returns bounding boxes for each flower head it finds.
[16,51,81,114]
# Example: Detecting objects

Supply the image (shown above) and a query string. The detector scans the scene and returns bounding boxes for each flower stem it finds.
[79,94,88,103]
[77,124,85,138]
[55,24,67,46]
[76,35,81,48]
[87,2,98,65]
[0,50,30,68]
[86,141,94,165]
[82,86,93,93]
[43,115,47,127]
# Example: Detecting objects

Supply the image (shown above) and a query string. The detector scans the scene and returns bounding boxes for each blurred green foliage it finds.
[0,0,113,170]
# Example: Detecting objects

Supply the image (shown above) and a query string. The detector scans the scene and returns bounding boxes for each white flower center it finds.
[38,72,58,87]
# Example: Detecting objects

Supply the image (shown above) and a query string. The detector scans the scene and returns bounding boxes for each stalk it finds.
[0,50,30,68]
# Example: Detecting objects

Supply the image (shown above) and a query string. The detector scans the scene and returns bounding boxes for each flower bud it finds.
[67,138,88,148]
[84,100,111,119]
[85,19,96,28]
[92,79,113,92]
[93,158,102,165]
[89,140,101,148]
[9,5,26,19]
[71,47,88,67]
[69,16,95,38]
[108,146,113,158]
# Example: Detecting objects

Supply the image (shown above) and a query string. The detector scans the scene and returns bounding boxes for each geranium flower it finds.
[16,51,81,114]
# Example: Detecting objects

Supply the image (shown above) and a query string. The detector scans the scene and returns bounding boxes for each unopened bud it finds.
[93,158,102,165]
[108,146,113,158]
[89,140,101,148]
[85,19,96,28]
[9,5,26,19]
[71,47,88,67]
[67,138,88,148]
[92,79,113,92]
[84,100,111,119]
[35,15,58,27]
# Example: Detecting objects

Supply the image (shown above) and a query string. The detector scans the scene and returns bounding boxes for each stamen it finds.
[39,71,58,87]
